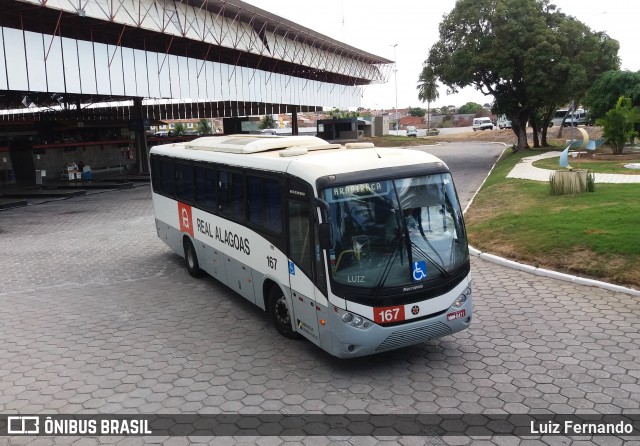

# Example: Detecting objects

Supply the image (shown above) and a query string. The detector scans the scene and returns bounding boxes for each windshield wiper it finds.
[371,238,403,295]
[410,241,450,280]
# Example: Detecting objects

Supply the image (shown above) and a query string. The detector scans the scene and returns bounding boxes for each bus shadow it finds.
[159,251,467,372]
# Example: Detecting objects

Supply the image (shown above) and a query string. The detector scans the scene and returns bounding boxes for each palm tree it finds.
[172,122,186,136]
[196,118,213,135]
[416,64,439,133]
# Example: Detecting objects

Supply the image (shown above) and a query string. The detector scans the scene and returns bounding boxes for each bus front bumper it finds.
[327,297,472,358]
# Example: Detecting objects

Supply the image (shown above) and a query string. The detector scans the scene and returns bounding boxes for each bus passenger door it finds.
[287,200,320,345]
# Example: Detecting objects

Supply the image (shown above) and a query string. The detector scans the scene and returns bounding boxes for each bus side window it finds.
[288,201,313,276]
[175,163,194,203]
[160,159,175,197]
[248,176,282,233]
[219,170,244,220]
[150,157,161,193]
[194,165,216,211]
[288,200,328,295]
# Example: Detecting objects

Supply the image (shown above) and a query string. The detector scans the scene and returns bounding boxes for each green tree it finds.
[435,106,450,116]
[583,70,640,120]
[538,13,620,142]
[596,96,640,155]
[458,102,483,115]
[408,107,427,117]
[416,65,439,130]
[327,108,359,119]
[259,115,275,130]
[172,122,186,136]
[427,0,619,151]
[196,118,213,135]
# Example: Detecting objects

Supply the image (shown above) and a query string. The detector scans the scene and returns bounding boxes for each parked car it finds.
[497,115,512,129]
[472,117,494,131]
[551,108,589,127]
[406,126,418,137]
[426,128,440,136]
[567,109,589,127]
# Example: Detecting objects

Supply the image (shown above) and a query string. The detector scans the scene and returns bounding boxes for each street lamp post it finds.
[391,44,398,133]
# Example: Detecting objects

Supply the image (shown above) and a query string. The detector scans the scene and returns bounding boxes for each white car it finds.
[497,115,512,129]
[406,126,418,137]
[472,117,493,131]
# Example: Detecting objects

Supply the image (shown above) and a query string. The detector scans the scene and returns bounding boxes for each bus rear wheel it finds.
[184,238,204,277]
[268,287,301,339]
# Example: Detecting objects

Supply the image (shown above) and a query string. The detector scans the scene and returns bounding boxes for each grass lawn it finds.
[466,149,640,288]
[533,156,640,174]
[367,135,437,147]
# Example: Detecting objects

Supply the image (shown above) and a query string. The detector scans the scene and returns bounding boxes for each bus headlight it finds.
[334,306,372,329]
[453,286,472,308]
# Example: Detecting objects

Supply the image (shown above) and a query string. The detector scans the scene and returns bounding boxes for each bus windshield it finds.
[323,173,468,290]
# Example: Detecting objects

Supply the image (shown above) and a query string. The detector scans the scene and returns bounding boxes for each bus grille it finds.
[375,322,451,351]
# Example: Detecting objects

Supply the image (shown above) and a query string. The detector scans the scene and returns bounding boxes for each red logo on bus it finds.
[178,202,194,237]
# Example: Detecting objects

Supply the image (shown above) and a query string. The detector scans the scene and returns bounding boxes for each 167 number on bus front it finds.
[374,305,405,324]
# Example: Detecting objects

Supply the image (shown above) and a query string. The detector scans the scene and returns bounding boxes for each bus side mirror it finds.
[318,223,332,249]
[315,198,333,249]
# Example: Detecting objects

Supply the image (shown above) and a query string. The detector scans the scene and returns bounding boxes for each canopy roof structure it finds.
[0,0,392,121]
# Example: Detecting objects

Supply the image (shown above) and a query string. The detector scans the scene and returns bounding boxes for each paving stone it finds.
[0,162,639,445]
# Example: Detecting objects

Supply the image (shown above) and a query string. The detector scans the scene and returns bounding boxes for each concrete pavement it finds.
[1,158,639,443]
[507,151,640,183]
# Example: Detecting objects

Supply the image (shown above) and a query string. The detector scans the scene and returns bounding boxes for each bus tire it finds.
[268,286,301,339]
[183,238,204,277]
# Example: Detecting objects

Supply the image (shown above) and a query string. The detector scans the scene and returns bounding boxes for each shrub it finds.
[260,115,275,130]
[596,96,640,155]
[172,122,186,136]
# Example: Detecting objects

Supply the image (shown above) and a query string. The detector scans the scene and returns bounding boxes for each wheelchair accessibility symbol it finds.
[412,261,427,282]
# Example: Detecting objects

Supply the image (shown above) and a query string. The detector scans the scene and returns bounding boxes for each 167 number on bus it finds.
[374,305,405,324]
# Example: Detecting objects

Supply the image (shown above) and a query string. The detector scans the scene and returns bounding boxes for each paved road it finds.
[391,127,502,137]
[1,143,639,445]
[411,142,505,207]
[390,127,475,137]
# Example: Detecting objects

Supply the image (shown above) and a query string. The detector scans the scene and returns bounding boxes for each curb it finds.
[468,247,640,296]
[464,146,640,297]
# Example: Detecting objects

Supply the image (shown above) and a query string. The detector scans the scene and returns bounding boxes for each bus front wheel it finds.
[268,287,301,339]
[184,238,204,277]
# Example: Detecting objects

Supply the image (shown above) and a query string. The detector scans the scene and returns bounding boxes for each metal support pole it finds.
[291,106,298,136]
[133,98,149,174]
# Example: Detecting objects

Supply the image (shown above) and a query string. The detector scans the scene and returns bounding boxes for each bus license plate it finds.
[447,309,466,321]
[374,305,405,324]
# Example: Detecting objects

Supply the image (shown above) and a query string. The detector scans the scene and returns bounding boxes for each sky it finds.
[243,0,639,111]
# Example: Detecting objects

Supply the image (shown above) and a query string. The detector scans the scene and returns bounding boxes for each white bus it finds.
[150,135,472,358]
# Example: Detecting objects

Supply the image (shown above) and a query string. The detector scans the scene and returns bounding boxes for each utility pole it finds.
[391,44,398,133]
